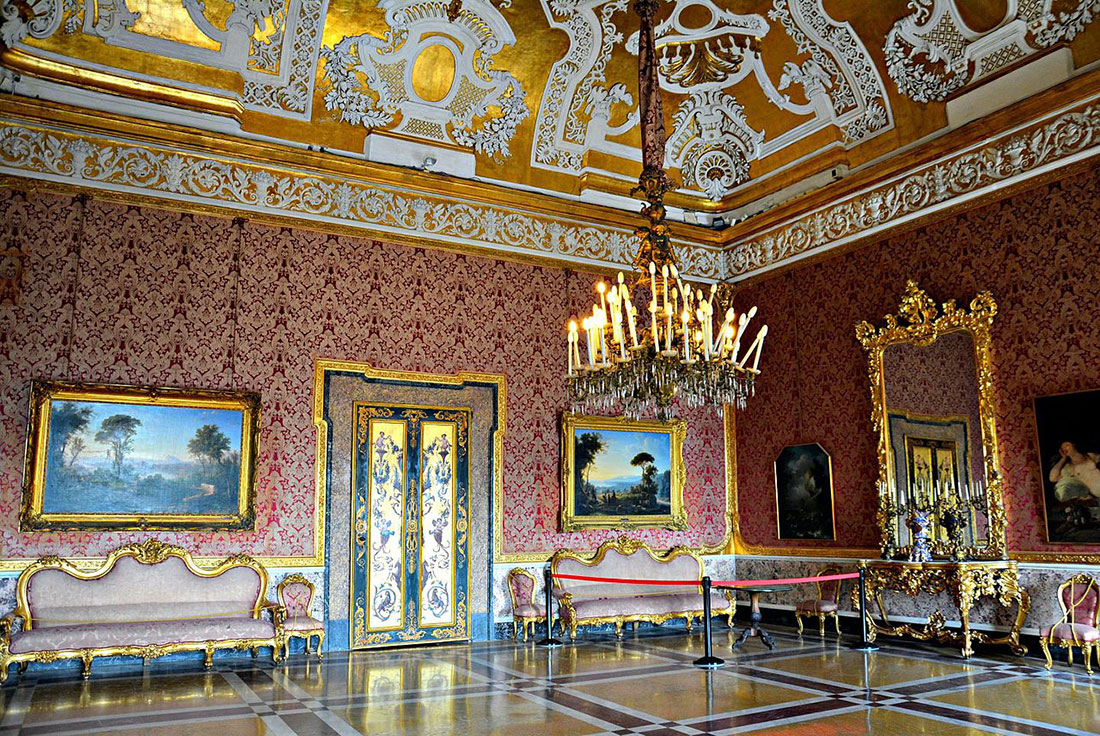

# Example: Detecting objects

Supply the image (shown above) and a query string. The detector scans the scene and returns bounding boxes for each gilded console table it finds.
[853,560,1029,658]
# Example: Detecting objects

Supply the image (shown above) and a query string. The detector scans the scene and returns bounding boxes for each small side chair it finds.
[278,574,326,659]
[507,568,547,641]
[1040,573,1099,674]
[795,566,843,637]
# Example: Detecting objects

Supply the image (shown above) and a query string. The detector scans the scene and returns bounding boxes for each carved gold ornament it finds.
[854,560,1029,658]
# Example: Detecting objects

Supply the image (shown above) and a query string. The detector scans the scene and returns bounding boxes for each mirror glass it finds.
[882,330,989,551]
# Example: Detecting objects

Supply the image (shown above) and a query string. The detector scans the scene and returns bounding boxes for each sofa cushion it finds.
[1040,622,1099,643]
[26,556,262,628]
[10,617,275,654]
[283,616,324,632]
[797,600,839,614]
[553,550,701,601]
[568,592,728,621]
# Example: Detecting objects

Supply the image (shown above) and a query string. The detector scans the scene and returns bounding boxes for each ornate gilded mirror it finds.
[856,282,1007,560]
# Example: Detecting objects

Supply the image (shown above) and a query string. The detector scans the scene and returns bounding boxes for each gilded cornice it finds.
[724,91,1100,280]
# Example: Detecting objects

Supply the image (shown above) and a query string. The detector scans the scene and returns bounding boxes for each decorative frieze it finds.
[726,98,1100,278]
[0,116,724,280]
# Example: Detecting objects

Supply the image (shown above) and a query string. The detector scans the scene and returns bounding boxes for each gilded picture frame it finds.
[1033,388,1100,545]
[560,413,686,532]
[774,442,836,541]
[855,281,1007,560]
[21,380,260,531]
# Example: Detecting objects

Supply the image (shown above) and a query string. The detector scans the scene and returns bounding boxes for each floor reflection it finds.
[0,627,1096,735]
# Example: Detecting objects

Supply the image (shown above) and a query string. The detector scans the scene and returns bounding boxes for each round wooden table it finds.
[719,584,792,651]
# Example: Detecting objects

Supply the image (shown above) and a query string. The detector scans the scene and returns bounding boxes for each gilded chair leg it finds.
[203,644,215,670]
[727,613,735,630]
[17,662,28,675]
[1084,643,1093,675]
[833,613,841,636]
[1040,638,1053,669]
[1068,646,1074,666]
[818,615,826,637]
[795,613,804,635]
[251,647,258,658]
[614,621,623,639]
[685,617,693,632]
[305,637,312,655]
[0,661,8,685]
[317,633,325,659]
[81,652,93,680]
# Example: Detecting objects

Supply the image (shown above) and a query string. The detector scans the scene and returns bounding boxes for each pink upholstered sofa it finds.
[0,540,285,683]
[550,537,736,639]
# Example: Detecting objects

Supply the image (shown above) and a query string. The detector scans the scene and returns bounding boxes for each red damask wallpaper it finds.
[735,166,1100,555]
[0,188,728,563]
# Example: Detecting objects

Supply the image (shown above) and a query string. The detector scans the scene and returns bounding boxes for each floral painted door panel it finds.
[351,404,471,648]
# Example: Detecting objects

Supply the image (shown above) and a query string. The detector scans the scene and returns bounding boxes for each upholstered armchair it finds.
[795,566,843,637]
[507,568,547,641]
[277,574,325,659]
[1040,574,1099,674]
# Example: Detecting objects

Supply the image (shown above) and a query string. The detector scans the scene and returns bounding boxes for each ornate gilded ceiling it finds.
[0,1,1099,277]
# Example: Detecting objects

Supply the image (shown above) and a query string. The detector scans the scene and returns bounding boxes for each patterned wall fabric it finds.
[0,189,727,562]
[735,166,1100,555]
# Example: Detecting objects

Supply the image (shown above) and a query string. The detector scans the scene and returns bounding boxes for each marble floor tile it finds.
[0,626,1097,735]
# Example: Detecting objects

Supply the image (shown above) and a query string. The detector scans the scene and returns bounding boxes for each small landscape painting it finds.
[560,413,685,531]
[774,443,835,540]
[22,381,259,531]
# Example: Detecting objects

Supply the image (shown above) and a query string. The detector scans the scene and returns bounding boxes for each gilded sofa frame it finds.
[0,540,285,683]
[277,573,325,659]
[550,536,735,639]
[855,281,1007,560]
[1039,573,1100,675]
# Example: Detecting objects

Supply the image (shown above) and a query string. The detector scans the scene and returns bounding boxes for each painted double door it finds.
[351,404,470,648]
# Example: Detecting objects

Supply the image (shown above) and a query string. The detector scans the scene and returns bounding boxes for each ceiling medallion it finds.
[565,0,768,420]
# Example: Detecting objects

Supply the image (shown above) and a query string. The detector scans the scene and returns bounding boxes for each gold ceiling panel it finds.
[0,0,1097,216]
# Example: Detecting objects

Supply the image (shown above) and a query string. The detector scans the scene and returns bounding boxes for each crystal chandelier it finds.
[565,0,767,420]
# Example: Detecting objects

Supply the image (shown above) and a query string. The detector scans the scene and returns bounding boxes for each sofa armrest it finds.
[261,600,286,627]
[0,614,21,652]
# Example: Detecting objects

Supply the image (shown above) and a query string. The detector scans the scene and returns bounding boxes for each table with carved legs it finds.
[854,560,1029,658]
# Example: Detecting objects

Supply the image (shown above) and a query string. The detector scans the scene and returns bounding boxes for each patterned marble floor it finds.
[0,626,1097,735]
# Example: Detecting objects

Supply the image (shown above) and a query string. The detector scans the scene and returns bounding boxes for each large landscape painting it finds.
[560,414,685,531]
[22,381,259,531]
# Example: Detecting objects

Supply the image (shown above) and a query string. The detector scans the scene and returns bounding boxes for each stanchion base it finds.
[535,638,564,648]
[849,641,880,651]
[692,656,725,669]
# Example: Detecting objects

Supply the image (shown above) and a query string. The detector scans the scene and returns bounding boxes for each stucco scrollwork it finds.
[884,0,1100,104]
[320,0,529,160]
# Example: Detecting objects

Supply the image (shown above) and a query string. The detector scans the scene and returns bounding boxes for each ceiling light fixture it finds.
[565,0,767,420]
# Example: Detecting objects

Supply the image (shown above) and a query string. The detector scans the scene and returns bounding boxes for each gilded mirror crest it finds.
[856,281,1007,561]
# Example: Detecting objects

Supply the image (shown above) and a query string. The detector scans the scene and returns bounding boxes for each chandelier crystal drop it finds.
[565,0,767,420]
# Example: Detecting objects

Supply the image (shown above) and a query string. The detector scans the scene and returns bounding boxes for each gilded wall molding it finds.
[725,94,1100,280]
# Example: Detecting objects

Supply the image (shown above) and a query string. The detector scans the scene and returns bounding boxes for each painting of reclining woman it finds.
[22,381,259,531]
[1034,389,1100,544]
[560,413,686,531]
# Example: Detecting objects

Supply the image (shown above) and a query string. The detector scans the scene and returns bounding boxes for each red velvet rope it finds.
[549,572,859,587]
